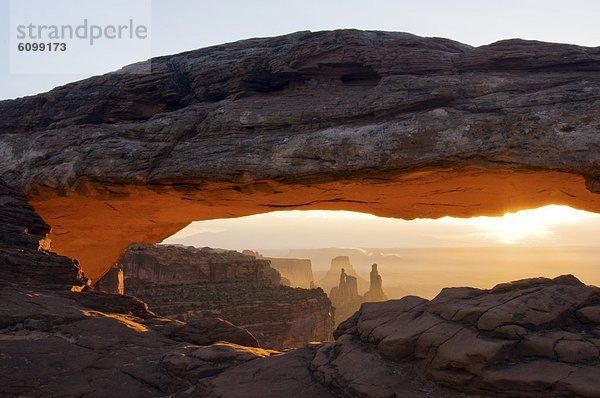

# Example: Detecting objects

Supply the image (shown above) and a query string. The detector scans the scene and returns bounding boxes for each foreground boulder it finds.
[333,274,600,397]
[0,285,263,397]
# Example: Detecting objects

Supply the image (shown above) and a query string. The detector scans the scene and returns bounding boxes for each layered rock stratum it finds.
[244,250,316,288]
[100,243,334,350]
[0,30,598,280]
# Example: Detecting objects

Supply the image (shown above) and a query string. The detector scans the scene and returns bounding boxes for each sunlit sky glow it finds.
[163,205,600,250]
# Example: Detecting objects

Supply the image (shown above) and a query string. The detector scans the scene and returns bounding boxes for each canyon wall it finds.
[102,244,334,350]
[244,250,316,288]
[118,244,280,285]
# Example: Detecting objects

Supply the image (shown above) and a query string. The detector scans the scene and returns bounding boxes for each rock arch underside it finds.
[2,30,600,397]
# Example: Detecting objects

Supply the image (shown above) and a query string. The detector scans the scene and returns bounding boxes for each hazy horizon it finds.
[258,246,600,299]
[162,205,600,299]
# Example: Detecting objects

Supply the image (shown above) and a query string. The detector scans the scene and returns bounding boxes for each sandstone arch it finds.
[1,30,599,281]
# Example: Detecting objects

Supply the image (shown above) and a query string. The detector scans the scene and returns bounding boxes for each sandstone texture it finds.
[0,30,597,279]
[117,243,280,285]
[333,274,600,397]
[102,243,335,350]
[93,266,124,294]
[0,284,266,397]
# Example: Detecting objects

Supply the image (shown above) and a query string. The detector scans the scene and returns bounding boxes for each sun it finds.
[441,205,597,244]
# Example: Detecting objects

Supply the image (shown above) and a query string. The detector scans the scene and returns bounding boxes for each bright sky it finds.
[1,0,600,99]
[163,206,600,250]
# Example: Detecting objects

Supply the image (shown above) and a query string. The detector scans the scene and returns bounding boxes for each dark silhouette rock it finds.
[317,256,369,295]
[329,264,389,325]
[364,263,388,302]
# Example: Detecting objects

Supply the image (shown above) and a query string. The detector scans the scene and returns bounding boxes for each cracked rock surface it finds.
[333,274,600,397]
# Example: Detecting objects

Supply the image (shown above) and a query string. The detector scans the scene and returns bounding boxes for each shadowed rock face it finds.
[117,243,281,285]
[0,30,598,280]
[0,186,265,396]
[0,182,86,290]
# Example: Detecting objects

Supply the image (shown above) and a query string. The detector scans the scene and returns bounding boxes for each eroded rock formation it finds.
[329,268,364,325]
[0,30,598,280]
[117,243,280,285]
[364,263,388,302]
[244,250,316,288]
[0,183,261,396]
[0,182,86,290]
[101,243,334,350]
[329,264,389,325]
[317,256,369,294]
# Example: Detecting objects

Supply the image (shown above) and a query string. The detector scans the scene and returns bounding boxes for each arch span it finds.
[0,30,598,281]
[29,168,600,282]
